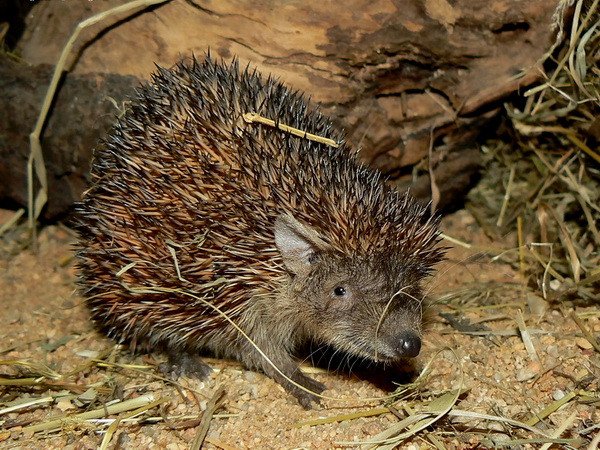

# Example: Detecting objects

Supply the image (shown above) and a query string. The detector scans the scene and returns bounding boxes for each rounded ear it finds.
[274,214,328,275]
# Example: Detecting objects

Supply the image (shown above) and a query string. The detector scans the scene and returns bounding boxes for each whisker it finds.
[374,283,416,359]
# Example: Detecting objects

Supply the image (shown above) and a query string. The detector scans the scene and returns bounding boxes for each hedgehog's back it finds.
[74,56,347,349]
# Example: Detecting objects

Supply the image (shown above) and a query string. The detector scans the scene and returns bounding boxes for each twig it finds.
[242,112,339,148]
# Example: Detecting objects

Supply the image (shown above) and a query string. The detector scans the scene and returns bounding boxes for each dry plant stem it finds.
[567,0,595,97]
[428,126,440,213]
[589,430,600,450]
[440,233,471,249]
[527,243,554,299]
[359,392,464,449]
[566,133,600,165]
[343,349,464,448]
[528,147,574,209]
[374,286,417,360]
[92,359,208,397]
[64,346,117,378]
[525,244,564,282]
[26,0,171,239]
[517,216,526,277]
[516,309,540,362]
[579,270,600,287]
[440,232,509,257]
[0,208,25,237]
[190,387,226,450]
[0,377,52,387]
[546,206,582,282]
[0,396,53,416]
[0,359,61,379]
[496,165,516,227]
[495,437,582,447]
[295,407,390,428]
[449,409,566,438]
[94,361,152,371]
[167,244,188,282]
[539,411,578,450]
[126,285,336,402]
[574,190,600,244]
[242,112,340,148]
[22,394,159,434]
[525,390,578,426]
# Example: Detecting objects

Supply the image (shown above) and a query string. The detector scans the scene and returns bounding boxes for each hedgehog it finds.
[74,55,444,407]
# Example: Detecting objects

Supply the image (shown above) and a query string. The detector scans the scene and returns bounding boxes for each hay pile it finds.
[468,0,599,304]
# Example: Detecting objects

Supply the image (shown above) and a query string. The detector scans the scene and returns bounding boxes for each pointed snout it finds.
[390,331,421,358]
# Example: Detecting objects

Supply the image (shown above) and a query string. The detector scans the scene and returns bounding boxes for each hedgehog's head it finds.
[275,214,438,363]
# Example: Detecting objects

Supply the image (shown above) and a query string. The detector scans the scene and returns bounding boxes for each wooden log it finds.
[0,54,138,218]
[2,0,561,217]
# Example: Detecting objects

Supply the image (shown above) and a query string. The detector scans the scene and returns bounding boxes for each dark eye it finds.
[333,286,347,296]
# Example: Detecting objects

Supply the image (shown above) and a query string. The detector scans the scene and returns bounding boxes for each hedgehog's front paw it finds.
[288,371,326,409]
[299,373,326,396]
[159,351,213,380]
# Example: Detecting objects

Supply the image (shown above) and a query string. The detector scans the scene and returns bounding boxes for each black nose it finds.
[392,332,421,358]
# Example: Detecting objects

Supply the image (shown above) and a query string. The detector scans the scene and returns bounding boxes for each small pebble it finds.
[575,337,593,350]
[516,361,540,382]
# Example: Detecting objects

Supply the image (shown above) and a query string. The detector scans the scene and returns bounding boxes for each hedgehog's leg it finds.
[159,350,213,380]
[239,341,326,408]
[262,357,326,408]
[280,367,327,409]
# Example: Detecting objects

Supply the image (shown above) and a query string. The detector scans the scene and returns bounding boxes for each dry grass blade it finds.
[0,209,25,237]
[589,432,600,450]
[331,349,464,449]
[294,407,389,428]
[0,396,53,416]
[0,359,62,380]
[516,309,541,362]
[540,411,578,450]
[98,396,167,450]
[497,165,516,227]
[190,386,226,450]
[525,390,579,426]
[22,394,158,434]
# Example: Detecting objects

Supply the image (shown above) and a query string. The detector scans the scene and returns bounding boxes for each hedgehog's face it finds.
[275,214,426,363]
[294,254,425,363]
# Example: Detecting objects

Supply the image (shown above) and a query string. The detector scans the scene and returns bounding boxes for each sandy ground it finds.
[0,208,598,449]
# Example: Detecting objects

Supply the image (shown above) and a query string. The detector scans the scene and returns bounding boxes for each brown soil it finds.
[1,208,598,449]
